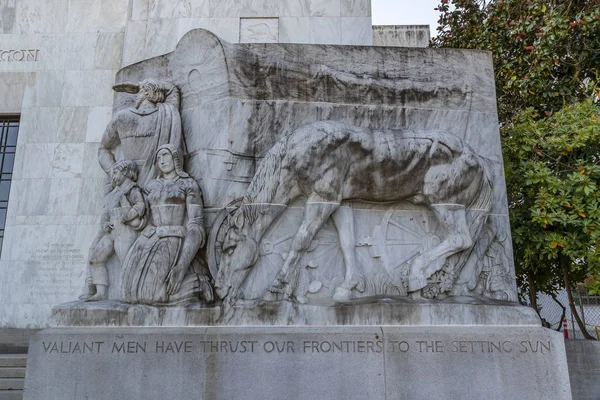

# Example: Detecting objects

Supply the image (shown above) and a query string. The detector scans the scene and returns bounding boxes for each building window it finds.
[0,117,18,254]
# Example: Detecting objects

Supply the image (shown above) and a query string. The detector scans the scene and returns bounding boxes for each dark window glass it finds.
[0,181,10,202]
[0,209,6,229]
[3,153,14,173]
[6,125,18,146]
[0,117,18,255]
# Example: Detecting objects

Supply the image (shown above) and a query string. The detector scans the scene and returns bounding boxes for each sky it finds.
[371,0,441,36]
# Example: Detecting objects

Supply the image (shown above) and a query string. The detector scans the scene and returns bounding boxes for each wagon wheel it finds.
[208,201,345,300]
[207,198,244,279]
[378,207,442,294]
[245,212,345,299]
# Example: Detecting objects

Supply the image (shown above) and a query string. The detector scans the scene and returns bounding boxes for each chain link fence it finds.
[535,290,600,340]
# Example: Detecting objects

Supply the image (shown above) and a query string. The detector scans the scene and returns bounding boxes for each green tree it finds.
[584,274,600,295]
[431,0,600,122]
[431,0,600,338]
[503,100,600,338]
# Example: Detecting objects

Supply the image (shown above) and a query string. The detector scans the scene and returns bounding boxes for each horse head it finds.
[214,209,260,301]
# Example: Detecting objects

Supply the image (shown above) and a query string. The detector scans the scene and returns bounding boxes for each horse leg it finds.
[268,197,339,302]
[408,204,473,292]
[331,205,365,301]
[451,216,494,296]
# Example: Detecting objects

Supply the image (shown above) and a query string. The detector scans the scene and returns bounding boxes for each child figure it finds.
[79,160,146,301]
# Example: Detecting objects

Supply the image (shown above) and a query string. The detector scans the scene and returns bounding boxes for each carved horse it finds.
[214,121,493,304]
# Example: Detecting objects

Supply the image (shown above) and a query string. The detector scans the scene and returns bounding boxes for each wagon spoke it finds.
[389,247,422,271]
[388,218,422,238]
[311,245,339,260]
[272,234,295,245]
[409,211,428,236]
[265,256,279,271]
[386,240,421,246]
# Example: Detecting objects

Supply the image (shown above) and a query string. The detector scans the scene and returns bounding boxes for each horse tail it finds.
[463,156,494,255]
[468,157,494,214]
[451,157,495,295]
[244,137,288,206]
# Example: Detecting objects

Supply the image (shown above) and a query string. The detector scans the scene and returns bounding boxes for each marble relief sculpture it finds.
[84,78,215,306]
[72,32,518,313]
[79,160,146,301]
[120,144,212,305]
[81,84,506,308]
[99,79,185,185]
[52,29,526,329]
[213,121,493,305]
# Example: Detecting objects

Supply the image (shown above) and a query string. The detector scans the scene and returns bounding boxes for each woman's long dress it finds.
[120,176,203,305]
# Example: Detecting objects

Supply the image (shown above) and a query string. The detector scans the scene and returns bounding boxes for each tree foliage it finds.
[431,0,600,122]
[504,100,600,285]
[584,274,600,295]
[503,100,600,337]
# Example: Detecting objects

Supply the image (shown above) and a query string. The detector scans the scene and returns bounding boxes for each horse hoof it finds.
[347,277,365,293]
[355,278,365,293]
[333,287,352,302]
[263,290,278,301]
[267,285,283,294]
[409,291,423,300]
[267,278,286,293]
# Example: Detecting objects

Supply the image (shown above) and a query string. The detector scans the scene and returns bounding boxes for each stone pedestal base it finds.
[24,326,571,400]
[51,298,541,326]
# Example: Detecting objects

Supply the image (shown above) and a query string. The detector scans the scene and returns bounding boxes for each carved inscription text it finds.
[40,338,554,356]
[0,49,40,62]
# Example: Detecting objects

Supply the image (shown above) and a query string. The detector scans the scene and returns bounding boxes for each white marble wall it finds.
[124,0,373,65]
[0,0,127,327]
[0,0,373,327]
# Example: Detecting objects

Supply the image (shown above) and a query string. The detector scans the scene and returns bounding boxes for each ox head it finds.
[214,209,260,301]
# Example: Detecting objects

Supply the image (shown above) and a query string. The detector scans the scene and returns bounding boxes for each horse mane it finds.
[238,137,289,225]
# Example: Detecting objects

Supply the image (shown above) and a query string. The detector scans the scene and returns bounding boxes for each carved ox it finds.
[214,121,493,304]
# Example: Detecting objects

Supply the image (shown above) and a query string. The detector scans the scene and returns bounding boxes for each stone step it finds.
[0,379,24,391]
[0,329,38,356]
[0,356,26,368]
[0,390,24,400]
[0,368,25,379]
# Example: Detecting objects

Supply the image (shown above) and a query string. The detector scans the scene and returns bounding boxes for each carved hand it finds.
[166,264,187,296]
[103,223,114,233]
